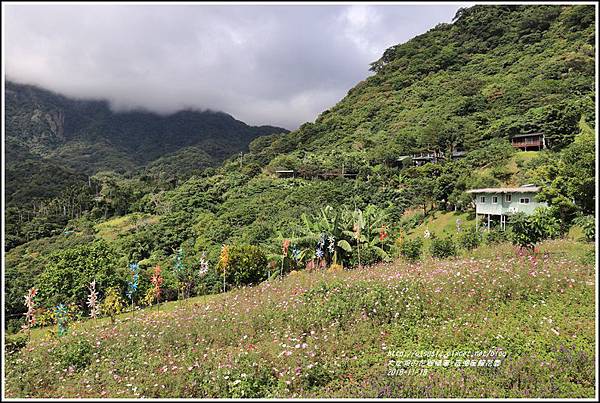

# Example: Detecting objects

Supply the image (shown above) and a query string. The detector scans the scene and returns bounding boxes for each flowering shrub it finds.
[36,308,55,327]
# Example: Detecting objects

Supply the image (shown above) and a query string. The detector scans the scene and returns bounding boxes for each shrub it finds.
[483,228,508,245]
[398,238,423,262]
[400,212,425,231]
[348,245,381,267]
[429,234,457,259]
[197,266,224,295]
[5,334,28,355]
[35,240,123,308]
[52,337,93,370]
[217,245,268,287]
[509,208,560,249]
[6,318,25,335]
[574,215,595,242]
[457,227,482,251]
[101,287,125,323]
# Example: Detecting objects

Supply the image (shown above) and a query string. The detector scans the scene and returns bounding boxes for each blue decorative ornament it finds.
[318,234,326,248]
[55,303,69,337]
[292,247,301,261]
[126,262,140,301]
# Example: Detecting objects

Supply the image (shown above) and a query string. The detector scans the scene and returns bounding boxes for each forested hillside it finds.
[250,5,594,167]
[4,81,288,247]
[4,4,596,333]
[5,80,287,205]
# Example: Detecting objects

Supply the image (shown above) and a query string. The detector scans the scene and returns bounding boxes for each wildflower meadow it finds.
[4,238,595,398]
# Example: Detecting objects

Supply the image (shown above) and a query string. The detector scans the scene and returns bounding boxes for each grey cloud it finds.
[4,3,470,129]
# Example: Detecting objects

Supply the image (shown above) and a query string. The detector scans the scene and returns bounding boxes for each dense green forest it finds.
[4,4,596,332]
[5,81,288,247]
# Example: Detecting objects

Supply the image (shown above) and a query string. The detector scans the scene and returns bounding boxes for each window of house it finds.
[480,196,486,203]
[519,198,530,204]
[505,194,512,202]
[492,196,498,204]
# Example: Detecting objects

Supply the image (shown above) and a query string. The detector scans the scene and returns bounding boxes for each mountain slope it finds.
[4,4,596,335]
[4,81,288,205]
[247,5,594,169]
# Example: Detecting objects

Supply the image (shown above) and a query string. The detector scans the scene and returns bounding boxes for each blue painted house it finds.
[466,185,547,230]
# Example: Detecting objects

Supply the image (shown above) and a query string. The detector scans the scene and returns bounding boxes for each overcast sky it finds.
[4,3,471,129]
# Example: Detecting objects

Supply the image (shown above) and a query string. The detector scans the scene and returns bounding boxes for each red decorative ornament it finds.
[379,225,388,242]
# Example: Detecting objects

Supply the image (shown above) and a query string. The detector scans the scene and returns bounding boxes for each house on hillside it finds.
[412,152,443,166]
[510,132,545,151]
[275,169,296,178]
[466,185,547,231]
[451,150,467,159]
[394,155,412,169]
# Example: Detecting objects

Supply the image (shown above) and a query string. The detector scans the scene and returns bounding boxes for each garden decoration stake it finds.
[198,253,209,294]
[328,235,335,263]
[173,248,185,300]
[354,222,361,269]
[292,246,301,266]
[126,262,140,320]
[55,303,68,337]
[86,280,101,320]
[281,239,290,278]
[199,253,209,277]
[23,287,38,340]
[315,246,324,269]
[220,244,229,293]
[379,225,388,253]
[150,265,164,312]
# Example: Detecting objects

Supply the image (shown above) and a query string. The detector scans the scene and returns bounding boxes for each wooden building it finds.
[510,133,545,151]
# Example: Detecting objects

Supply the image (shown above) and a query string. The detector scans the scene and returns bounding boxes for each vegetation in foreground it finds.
[5,239,595,398]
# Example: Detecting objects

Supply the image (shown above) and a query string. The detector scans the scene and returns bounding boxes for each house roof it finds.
[510,132,543,139]
[397,155,411,161]
[466,186,541,194]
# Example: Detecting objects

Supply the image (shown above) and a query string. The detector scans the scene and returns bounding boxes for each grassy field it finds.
[4,239,596,398]
[94,213,160,241]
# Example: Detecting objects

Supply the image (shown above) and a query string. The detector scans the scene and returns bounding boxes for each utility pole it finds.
[239,152,243,168]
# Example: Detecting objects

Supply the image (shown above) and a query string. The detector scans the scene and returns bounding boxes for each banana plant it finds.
[297,206,353,266]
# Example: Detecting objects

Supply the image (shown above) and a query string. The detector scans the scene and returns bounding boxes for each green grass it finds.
[26,294,217,342]
[95,213,160,241]
[409,211,474,237]
[5,239,595,398]
[514,151,539,164]
[406,211,474,254]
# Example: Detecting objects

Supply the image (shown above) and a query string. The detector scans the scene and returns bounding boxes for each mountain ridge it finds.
[5,80,288,205]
